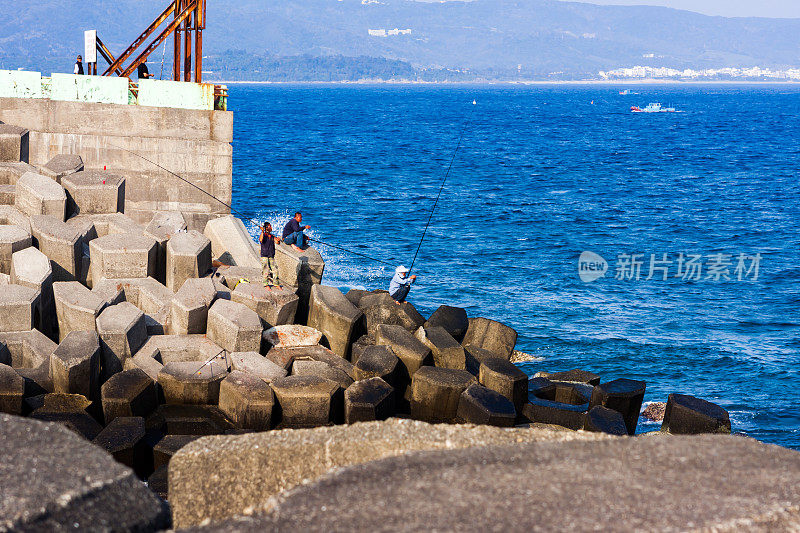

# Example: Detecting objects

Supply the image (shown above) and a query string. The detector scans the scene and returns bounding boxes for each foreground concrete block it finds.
[229,351,287,382]
[0,363,24,414]
[354,345,399,384]
[0,284,39,332]
[478,357,528,411]
[662,393,731,435]
[39,154,83,183]
[462,317,518,360]
[358,292,425,337]
[89,233,157,285]
[344,377,394,423]
[232,283,299,328]
[62,170,125,216]
[30,215,83,281]
[424,304,469,342]
[307,284,363,359]
[415,325,466,370]
[101,368,159,424]
[456,383,516,427]
[204,215,261,269]
[207,299,262,353]
[169,277,217,335]
[0,124,29,162]
[53,281,106,341]
[0,224,31,274]
[168,419,611,528]
[15,171,66,220]
[0,414,170,530]
[92,416,150,478]
[165,230,212,292]
[96,302,148,381]
[523,377,591,430]
[218,370,275,430]
[49,331,100,400]
[589,378,646,436]
[410,366,477,423]
[271,375,342,428]
[144,210,187,283]
[584,405,628,436]
[158,361,228,405]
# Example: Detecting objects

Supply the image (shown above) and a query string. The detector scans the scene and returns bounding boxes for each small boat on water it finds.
[619,89,638,95]
[631,102,676,113]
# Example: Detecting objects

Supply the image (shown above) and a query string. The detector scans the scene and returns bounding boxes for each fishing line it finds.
[109,143,395,266]
[408,99,476,273]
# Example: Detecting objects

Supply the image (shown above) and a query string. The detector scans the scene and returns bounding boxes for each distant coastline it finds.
[210,79,800,86]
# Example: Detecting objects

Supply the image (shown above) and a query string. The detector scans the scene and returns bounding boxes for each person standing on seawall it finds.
[282,211,310,252]
[137,62,153,80]
[259,222,281,288]
[74,55,84,75]
[389,265,417,304]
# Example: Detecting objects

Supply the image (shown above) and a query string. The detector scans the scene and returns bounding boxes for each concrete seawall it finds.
[0,97,232,231]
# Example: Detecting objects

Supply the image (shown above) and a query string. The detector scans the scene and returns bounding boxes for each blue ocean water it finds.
[229,84,800,449]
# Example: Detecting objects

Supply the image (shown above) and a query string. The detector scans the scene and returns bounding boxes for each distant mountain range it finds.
[2,0,800,80]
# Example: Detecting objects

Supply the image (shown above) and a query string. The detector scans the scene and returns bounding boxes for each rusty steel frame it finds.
[95,36,123,76]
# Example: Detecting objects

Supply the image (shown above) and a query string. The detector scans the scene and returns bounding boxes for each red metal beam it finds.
[104,1,177,76]
[95,36,123,76]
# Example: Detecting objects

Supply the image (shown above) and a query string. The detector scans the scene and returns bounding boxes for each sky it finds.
[561,0,800,18]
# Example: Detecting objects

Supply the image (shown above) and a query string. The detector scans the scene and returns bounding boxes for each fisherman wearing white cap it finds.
[389,265,417,304]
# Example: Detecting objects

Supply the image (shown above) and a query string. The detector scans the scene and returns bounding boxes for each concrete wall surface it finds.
[50,74,130,105]
[0,70,45,99]
[138,79,215,111]
[0,97,233,230]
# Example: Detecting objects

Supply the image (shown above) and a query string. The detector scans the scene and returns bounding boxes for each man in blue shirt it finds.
[389,265,417,304]
[282,211,310,252]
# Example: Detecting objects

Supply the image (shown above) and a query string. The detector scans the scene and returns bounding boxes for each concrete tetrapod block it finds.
[70,213,141,239]
[39,154,83,184]
[588,378,646,436]
[96,302,148,381]
[523,377,592,430]
[129,334,226,381]
[158,361,228,405]
[53,281,106,341]
[15,171,66,220]
[165,230,212,292]
[307,284,363,359]
[89,233,157,286]
[662,393,731,435]
[410,366,477,423]
[0,329,57,370]
[0,414,170,531]
[267,344,355,379]
[424,304,469,342]
[462,317,518,360]
[358,292,426,337]
[456,383,517,427]
[0,123,29,162]
[0,224,31,274]
[415,325,467,370]
[232,283,299,328]
[49,330,101,401]
[271,375,343,428]
[0,284,39,332]
[218,370,276,430]
[0,184,14,205]
[350,334,375,364]
[478,357,528,411]
[144,210,187,283]
[0,204,31,232]
[153,434,201,470]
[169,277,217,335]
[204,215,261,269]
[229,351,287,382]
[168,419,611,528]
[207,298,263,353]
[92,416,151,478]
[536,368,601,386]
[30,215,83,282]
[374,323,432,398]
[344,377,394,423]
[0,363,24,414]
[11,246,54,338]
[101,368,159,424]
[274,241,325,293]
[291,359,354,390]
[28,396,104,441]
[0,162,37,189]
[584,405,629,436]
[145,404,236,437]
[93,277,174,315]
[354,345,399,384]
[263,324,323,349]
[61,170,125,216]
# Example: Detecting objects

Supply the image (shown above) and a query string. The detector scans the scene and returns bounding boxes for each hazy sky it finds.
[561,0,800,18]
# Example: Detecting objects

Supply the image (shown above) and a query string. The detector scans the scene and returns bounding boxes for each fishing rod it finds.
[194,349,228,375]
[110,143,396,267]
[408,99,476,274]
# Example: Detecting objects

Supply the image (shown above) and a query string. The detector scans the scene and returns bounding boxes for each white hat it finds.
[395,265,410,274]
